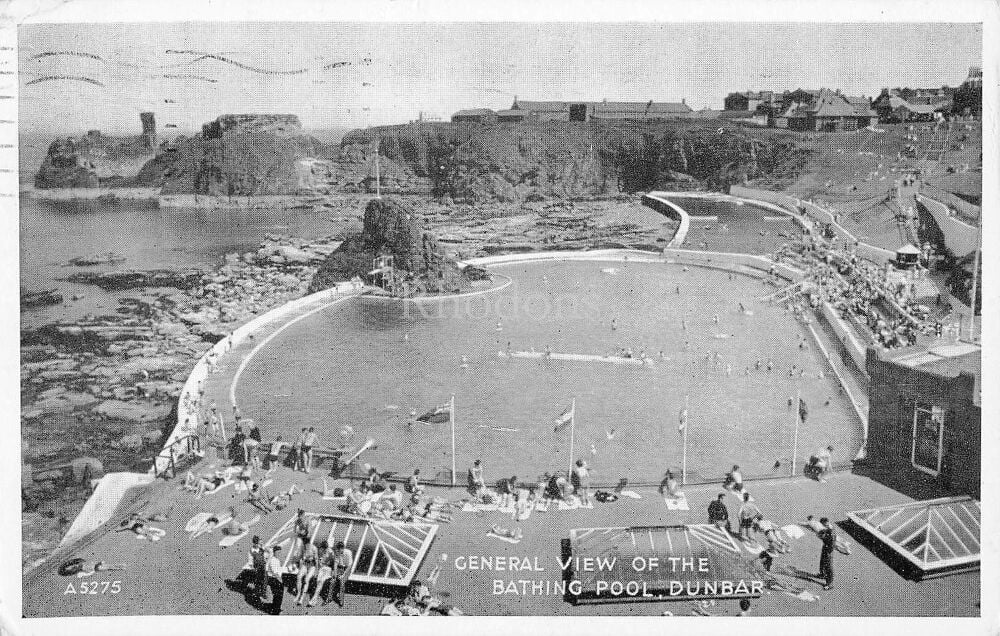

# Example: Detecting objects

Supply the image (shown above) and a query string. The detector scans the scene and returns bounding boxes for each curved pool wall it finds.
[230,248,869,485]
[163,280,364,473]
[641,192,690,246]
[915,193,979,257]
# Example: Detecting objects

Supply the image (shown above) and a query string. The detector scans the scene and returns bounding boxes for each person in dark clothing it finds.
[755,548,774,572]
[817,517,836,590]
[229,426,246,464]
[708,493,731,533]
[249,536,269,603]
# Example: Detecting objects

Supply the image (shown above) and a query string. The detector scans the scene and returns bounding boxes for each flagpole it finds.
[567,398,576,478]
[682,394,689,485]
[791,390,801,478]
[450,394,456,487]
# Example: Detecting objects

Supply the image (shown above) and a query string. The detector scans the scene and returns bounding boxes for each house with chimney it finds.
[780,89,876,132]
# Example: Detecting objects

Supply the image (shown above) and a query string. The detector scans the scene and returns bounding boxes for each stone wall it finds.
[865,348,980,497]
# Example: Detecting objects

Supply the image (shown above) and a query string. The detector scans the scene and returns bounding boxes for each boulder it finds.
[94,400,172,423]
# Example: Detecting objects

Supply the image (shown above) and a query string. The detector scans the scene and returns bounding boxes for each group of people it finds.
[235,534,352,614]
[709,464,847,591]
[778,236,943,351]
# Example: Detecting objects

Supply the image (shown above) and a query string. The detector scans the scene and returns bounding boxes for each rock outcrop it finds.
[309,197,481,295]
[34,113,157,189]
[136,114,331,196]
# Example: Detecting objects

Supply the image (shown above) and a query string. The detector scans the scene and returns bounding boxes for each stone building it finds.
[865,345,981,498]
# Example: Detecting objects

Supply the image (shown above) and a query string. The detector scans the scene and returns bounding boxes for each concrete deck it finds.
[22,456,979,617]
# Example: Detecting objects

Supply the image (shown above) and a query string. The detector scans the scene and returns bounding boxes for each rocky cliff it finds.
[34,114,157,189]
[37,115,810,199]
[135,114,333,196]
[341,121,809,202]
[308,197,483,295]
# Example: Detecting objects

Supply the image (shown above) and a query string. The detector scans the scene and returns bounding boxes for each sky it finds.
[18,22,982,135]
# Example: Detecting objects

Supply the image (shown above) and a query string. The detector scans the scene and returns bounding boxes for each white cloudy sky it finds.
[18,22,981,135]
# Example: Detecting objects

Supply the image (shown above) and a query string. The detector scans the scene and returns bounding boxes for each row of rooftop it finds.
[451,67,983,132]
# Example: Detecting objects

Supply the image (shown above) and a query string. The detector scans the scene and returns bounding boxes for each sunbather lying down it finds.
[491,525,523,540]
[116,513,165,541]
[271,483,302,510]
[58,558,128,577]
[190,508,235,538]
[182,471,228,498]
[76,561,127,577]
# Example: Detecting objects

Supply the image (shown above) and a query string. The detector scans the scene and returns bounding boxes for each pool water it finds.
[668,195,802,255]
[237,260,861,486]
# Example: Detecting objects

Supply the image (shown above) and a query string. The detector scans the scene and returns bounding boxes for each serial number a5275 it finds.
[64,581,122,595]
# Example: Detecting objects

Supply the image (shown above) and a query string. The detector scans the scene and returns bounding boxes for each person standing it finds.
[249,536,269,604]
[328,540,354,607]
[265,435,284,470]
[738,492,761,541]
[468,460,485,496]
[708,493,731,533]
[572,460,591,506]
[817,517,836,590]
[265,545,285,614]
[292,428,308,472]
[302,427,318,474]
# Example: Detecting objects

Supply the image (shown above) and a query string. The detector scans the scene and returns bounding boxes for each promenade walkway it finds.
[21,456,978,617]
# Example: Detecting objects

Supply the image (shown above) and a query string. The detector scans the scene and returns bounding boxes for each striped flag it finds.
[798,398,808,424]
[678,406,688,433]
[554,403,574,430]
[416,401,452,424]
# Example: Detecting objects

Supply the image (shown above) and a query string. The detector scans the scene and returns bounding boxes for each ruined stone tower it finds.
[140,112,156,150]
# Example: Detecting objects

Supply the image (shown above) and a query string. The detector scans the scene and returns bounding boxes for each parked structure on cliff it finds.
[504,97,693,122]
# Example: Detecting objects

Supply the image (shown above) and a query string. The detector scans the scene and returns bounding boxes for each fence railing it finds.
[153,434,202,480]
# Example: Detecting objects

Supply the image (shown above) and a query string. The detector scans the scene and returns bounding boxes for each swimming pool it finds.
[236,259,862,486]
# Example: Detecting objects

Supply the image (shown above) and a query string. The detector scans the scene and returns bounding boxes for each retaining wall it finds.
[915,193,979,257]
[730,186,896,265]
[641,192,690,247]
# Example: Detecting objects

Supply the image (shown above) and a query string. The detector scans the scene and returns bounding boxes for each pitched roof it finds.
[452,108,496,117]
[807,90,876,118]
[495,109,527,118]
[889,96,941,115]
[512,100,569,112]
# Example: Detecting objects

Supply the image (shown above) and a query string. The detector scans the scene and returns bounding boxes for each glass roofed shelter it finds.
[847,496,980,579]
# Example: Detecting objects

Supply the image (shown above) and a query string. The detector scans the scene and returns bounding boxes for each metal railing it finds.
[153,434,202,480]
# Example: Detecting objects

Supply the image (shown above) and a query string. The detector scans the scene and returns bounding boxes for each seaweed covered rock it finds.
[309,197,477,296]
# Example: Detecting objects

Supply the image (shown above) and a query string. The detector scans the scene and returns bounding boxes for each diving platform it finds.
[498,350,655,367]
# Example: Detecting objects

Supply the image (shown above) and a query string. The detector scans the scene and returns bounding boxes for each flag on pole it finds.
[416,401,452,424]
[798,398,808,424]
[554,403,574,431]
[678,406,688,433]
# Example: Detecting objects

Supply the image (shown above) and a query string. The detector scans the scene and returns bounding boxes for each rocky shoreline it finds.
[20,232,341,568]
